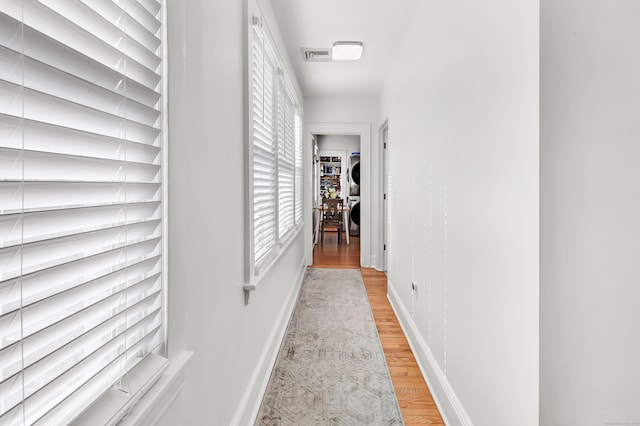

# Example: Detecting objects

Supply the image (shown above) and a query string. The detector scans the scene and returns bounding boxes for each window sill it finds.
[244,222,304,294]
[72,351,194,426]
[119,351,194,425]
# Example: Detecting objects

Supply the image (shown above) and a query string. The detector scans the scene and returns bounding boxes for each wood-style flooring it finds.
[312,232,445,425]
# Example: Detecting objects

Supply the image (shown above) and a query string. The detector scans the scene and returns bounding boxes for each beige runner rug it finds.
[255,268,404,425]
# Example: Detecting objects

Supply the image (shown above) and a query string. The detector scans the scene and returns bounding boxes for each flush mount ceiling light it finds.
[331,41,363,61]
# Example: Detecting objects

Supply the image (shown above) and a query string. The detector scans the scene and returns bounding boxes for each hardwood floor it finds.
[312,230,361,269]
[312,233,445,425]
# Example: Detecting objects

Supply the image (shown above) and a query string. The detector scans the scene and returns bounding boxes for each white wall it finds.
[160,0,305,424]
[317,134,360,156]
[540,1,640,424]
[379,1,539,424]
[305,96,378,125]
[304,96,380,268]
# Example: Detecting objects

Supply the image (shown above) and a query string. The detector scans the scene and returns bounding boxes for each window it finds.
[277,78,295,240]
[0,1,166,424]
[250,18,278,271]
[249,16,303,278]
[294,108,303,226]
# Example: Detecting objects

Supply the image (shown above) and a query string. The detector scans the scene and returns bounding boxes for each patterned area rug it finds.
[256,268,404,425]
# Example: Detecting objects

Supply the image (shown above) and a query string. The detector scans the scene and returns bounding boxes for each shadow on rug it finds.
[255,268,404,425]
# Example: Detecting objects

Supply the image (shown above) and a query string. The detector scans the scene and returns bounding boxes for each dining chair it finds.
[321,198,344,244]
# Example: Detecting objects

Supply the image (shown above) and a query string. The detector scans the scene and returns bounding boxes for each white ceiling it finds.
[269,0,422,98]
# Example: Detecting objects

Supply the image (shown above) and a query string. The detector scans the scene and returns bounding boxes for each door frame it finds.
[380,120,389,271]
[304,122,372,268]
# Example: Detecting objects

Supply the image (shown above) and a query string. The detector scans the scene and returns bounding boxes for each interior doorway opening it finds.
[304,123,372,269]
[311,134,361,266]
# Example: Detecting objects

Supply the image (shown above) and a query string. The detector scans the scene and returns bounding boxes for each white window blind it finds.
[0,0,165,424]
[277,79,295,240]
[248,15,303,279]
[251,19,278,270]
[294,108,303,226]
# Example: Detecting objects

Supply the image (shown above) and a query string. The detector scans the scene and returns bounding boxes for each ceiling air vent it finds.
[302,48,331,62]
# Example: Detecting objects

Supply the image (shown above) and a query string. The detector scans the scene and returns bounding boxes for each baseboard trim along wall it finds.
[370,254,378,270]
[231,259,307,425]
[387,281,473,426]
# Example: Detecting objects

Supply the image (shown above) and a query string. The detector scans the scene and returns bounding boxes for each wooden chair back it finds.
[321,198,344,244]
[322,198,343,224]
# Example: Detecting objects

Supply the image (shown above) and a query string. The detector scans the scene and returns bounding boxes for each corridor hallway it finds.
[311,233,444,425]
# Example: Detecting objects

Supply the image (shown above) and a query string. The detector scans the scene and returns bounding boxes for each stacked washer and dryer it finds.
[348,154,360,236]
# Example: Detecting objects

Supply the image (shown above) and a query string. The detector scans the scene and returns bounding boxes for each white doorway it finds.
[316,135,361,240]
[304,123,371,268]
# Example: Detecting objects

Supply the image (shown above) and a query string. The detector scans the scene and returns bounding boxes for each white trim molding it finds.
[370,254,379,271]
[303,122,372,268]
[387,281,473,426]
[118,351,194,426]
[231,260,307,425]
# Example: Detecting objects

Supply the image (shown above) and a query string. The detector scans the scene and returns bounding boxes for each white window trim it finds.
[244,11,304,294]
[73,351,193,426]
[0,1,189,423]
[74,1,192,422]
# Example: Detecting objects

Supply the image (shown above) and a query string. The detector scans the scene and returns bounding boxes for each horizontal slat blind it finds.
[252,21,277,270]
[249,15,303,279]
[0,0,164,424]
[277,77,295,240]
[294,108,303,226]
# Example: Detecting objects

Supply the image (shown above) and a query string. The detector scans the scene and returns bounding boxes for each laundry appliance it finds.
[348,154,361,236]
[349,196,360,236]
[349,154,360,196]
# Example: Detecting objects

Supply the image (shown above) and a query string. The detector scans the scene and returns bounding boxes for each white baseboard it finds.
[230,259,307,425]
[387,281,473,426]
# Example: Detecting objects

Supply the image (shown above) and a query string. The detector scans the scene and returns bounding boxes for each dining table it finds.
[313,202,350,245]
